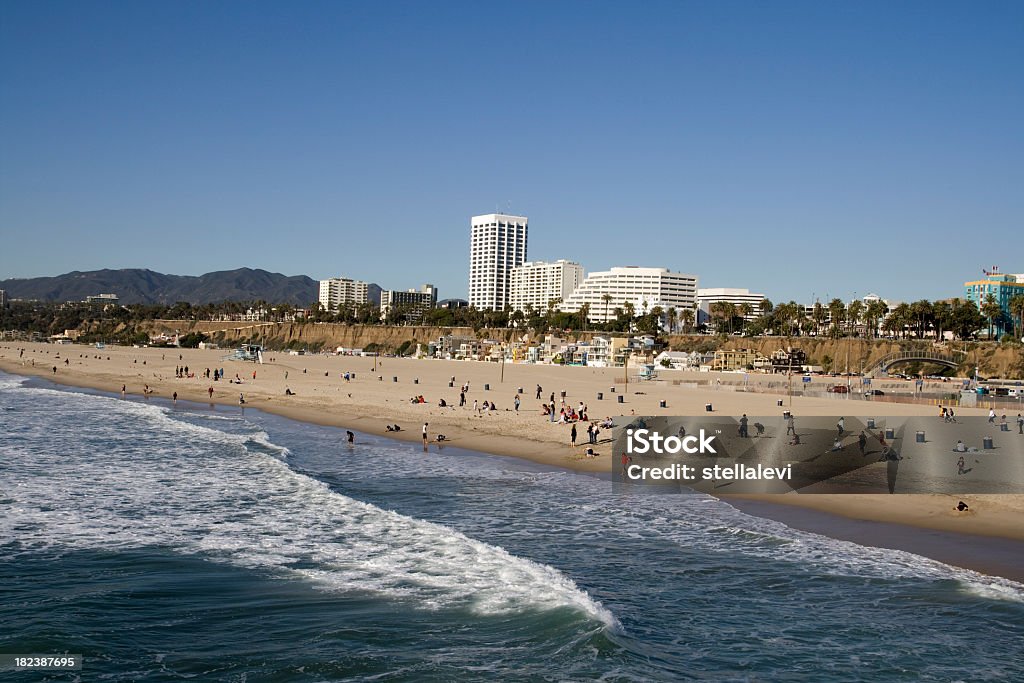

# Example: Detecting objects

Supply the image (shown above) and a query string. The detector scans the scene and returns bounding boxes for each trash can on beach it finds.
[393,376,398,382]
[885,428,895,440]
[867,418,876,429]
[617,395,624,404]
[983,436,994,449]
[705,403,713,412]
[776,399,783,407]
[414,378,419,384]
[484,383,490,391]
[597,392,603,400]
[916,431,925,443]
[659,400,667,408]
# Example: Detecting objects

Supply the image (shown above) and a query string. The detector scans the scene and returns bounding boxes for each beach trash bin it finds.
[561,390,566,398]
[659,400,667,408]
[393,376,398,382]
[414,378,419,384]
[783,410,791,419]
[705,403,713,412]
[885,428,895,440]
[983,436,994,449]
[484,383,490,391]
[518,387,523,394]
[776,399,783,407]
[916,431,925,443]
[610,387,615,393]
[617,395,624,404]
[867,418,876,429]
[449,381,454,387]
[1000,423,1009,432]
[597,392,603,400]
[378,376,382,381]
[351,373,355,379]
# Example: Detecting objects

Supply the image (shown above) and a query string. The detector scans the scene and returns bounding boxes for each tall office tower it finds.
[467,213,528,310]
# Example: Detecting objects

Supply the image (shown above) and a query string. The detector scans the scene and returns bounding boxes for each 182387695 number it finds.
[1,654,83,671]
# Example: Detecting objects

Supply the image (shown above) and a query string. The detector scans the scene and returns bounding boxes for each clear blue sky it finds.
[1,0,1021,304]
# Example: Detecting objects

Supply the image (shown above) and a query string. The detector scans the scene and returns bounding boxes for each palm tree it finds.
[759,298,773,316]
[737,303,753,335]
[828,299,846,338]
[666,307,678,335]
[601,293,613,327]
[812,302,825,336]
[981,293,1002,340]
[1010,294,1024,340]
[847,300,864,337]
[680,308,694,333]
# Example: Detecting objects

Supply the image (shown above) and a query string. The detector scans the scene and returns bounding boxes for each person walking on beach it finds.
[536,384,542,400]
[570,424,577,448]
[514,395,520,412]
[786,414,796,435]
[239,393,245,406]
[121,384,126,397]
[459,391,465,407]
[1017,413,1023,434]
[473,399,479,413]
[858,431,867,455]
[739,414,749,438]
[347,430,355,444]
[208,386,214,399]
[989,408,996,423]
[837,417,845,437]
[172,392,177,403]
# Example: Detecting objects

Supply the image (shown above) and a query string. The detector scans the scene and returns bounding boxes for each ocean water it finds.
[2,372,1023,682]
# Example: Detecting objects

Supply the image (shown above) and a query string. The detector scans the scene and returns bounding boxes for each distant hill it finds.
[0,268,324,306]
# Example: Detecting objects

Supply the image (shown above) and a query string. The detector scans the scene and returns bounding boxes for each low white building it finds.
[697,288,766,328]
[560,266,698,323]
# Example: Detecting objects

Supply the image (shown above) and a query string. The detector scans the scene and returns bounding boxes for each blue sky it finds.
[1,0,1021,304]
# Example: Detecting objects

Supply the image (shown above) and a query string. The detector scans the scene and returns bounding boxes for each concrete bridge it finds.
[865,350,962,376]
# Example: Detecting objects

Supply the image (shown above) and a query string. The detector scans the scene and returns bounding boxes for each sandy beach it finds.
[3,340,1023,555]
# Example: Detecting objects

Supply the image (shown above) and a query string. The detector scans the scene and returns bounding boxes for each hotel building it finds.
[508,260,584,313]
[468,213,528,310]
[380,284,438,321]
[318,277,369,311]
[559,266,698,324]
[696,288,766,327]
[964,271,1024,336]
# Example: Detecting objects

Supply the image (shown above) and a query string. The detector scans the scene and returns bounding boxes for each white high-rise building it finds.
[319,277,369,311]
[560,266,698,323]
[380,284,438,321]
[697,288,766,326]
[508,260,584,314]
[468,213,528,310]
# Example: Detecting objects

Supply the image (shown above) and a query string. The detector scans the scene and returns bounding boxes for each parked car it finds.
[828,385,849,394]
[864,389,885,396]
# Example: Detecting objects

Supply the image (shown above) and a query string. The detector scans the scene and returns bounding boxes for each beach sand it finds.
[3,341,1023,567]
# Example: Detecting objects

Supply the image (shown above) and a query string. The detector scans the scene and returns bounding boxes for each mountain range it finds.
[0,268,370,306]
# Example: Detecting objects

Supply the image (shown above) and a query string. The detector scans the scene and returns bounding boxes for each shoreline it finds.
[3,343,1023,582]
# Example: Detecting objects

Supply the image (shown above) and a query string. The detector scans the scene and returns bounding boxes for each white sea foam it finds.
[0,384,617,628]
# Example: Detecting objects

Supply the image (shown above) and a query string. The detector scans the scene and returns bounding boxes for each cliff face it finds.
[129,321,1024,378]
[665,336,1024,379]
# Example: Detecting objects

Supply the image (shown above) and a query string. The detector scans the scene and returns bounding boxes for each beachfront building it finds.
[696,288,766,329]
[468,213,529,311]
[0,289,6,309]
[318,277,369,311]
[85,293,119,305]
[380,284,438,322]
[712,348,762,371]
[508,259,583,314]
[964,271,1024,336]
[560,266,698,324]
